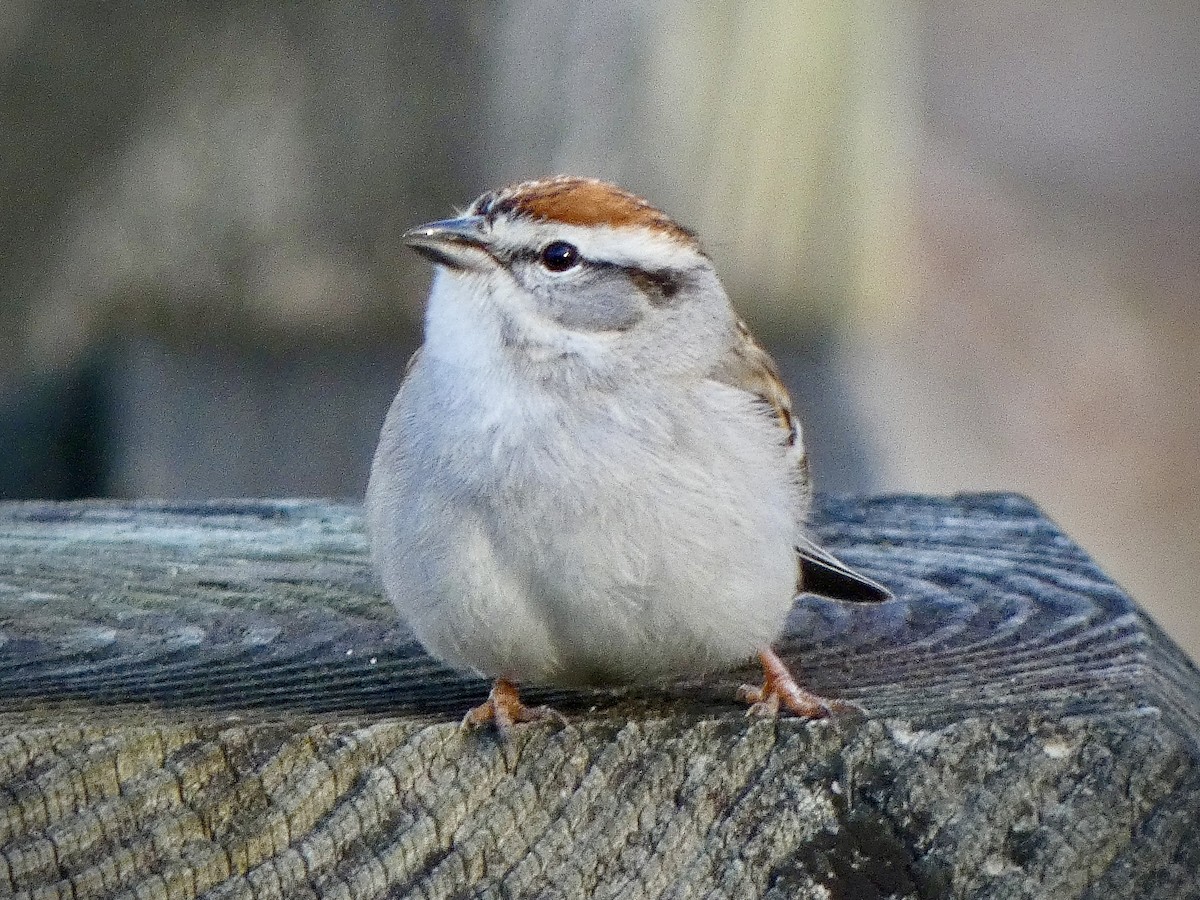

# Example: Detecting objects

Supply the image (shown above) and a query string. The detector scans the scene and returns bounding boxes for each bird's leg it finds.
[461,678,566,734]
[737,648,859,719]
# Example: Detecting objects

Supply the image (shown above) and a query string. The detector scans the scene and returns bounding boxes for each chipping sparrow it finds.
[366,176,891,731]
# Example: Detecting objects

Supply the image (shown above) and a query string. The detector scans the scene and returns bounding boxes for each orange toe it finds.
[462,679,567,734]
[739,648,862,720]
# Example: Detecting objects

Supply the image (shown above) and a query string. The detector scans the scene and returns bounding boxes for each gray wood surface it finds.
[0,494,1197,898]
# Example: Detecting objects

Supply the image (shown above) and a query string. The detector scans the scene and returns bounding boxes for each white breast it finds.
[366,273,801,686]
[367,347,802,688]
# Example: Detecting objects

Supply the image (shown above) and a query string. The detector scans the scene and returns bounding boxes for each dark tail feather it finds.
[796,534,893,603]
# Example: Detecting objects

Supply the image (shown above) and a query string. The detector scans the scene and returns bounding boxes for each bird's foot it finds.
[737,648,862,720]
[462,678,567,735]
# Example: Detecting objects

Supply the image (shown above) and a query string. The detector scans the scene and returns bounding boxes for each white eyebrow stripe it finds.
[491,218,706,272]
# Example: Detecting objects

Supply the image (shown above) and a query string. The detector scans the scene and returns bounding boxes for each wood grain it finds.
[0,494,1197,899]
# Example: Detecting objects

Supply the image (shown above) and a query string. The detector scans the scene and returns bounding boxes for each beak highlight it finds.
[402,215,494,271]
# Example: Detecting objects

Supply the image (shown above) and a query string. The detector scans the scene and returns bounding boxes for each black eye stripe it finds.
[505,248,683,302]
[625,268,681,304]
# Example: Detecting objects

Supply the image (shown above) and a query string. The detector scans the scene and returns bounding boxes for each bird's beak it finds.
[402,215,494,272]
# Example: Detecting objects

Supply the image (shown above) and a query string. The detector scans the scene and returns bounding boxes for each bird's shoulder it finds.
[707,319,807,473]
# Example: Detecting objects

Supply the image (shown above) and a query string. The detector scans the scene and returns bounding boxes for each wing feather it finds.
[709,319,808,483]
[708,319,892,603]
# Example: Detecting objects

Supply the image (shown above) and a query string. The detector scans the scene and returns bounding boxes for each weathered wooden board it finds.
[0,494,1197,898]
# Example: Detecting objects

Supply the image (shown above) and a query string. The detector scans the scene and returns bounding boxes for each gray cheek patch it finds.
[535,272,645,333]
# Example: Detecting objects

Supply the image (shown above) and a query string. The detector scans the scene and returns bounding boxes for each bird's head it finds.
[404,177,735,384]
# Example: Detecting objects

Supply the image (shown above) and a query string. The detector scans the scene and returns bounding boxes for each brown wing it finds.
[709,319,891,603]
[709,318,808,482]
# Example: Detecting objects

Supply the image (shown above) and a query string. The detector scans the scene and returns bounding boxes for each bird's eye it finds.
[540,241,580,272]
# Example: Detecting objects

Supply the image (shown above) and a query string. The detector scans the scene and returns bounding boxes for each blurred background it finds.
[2,1,1197,659]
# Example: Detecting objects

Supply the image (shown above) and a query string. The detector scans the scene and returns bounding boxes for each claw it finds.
[462,678,567,736]
[739,648,862,720]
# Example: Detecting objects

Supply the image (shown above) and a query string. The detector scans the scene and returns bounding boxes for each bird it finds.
[366,176,891,732]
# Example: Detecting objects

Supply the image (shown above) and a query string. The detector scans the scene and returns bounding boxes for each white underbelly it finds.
[371,378,802,687]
